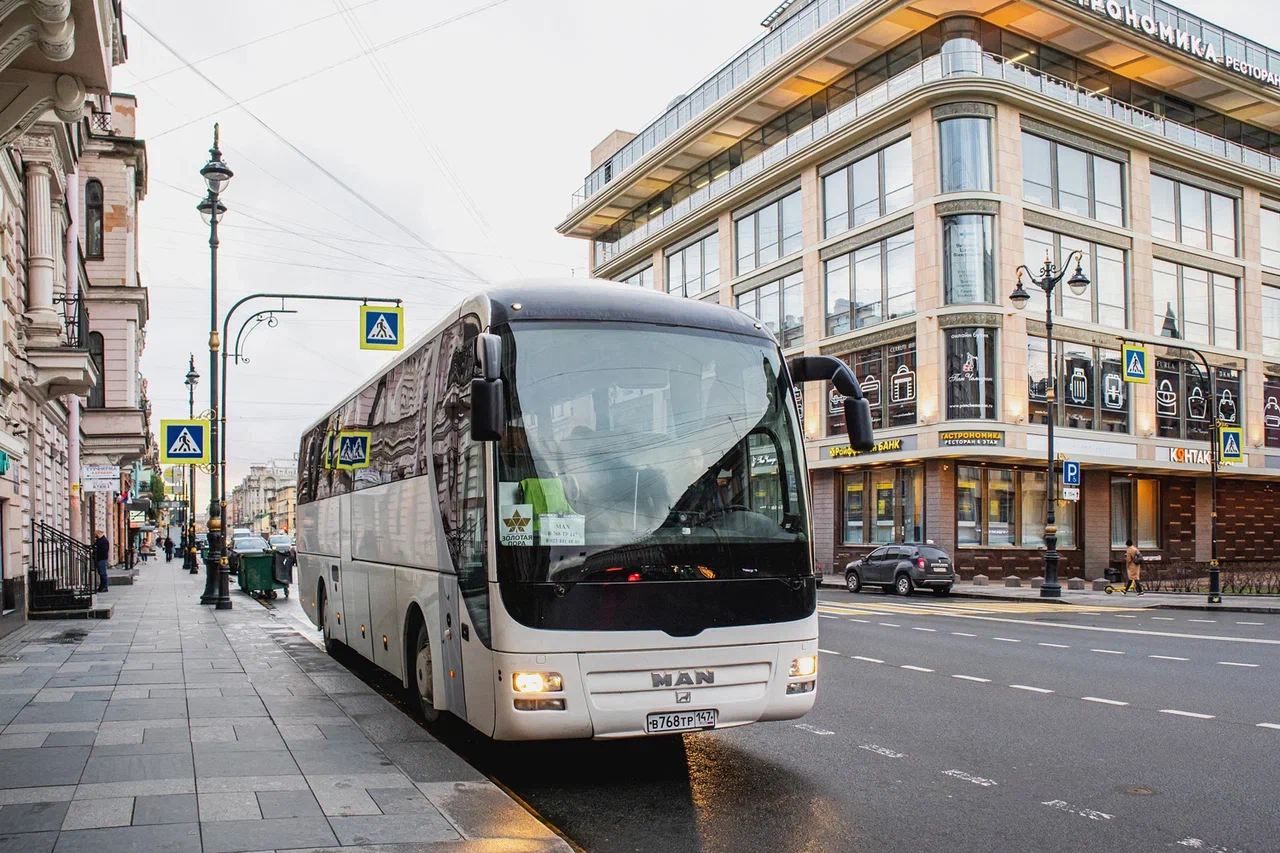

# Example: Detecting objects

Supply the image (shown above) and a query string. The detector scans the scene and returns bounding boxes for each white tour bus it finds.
[295,279,873,740]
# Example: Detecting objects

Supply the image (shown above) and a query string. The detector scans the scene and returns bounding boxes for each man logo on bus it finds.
[651,670,714,688]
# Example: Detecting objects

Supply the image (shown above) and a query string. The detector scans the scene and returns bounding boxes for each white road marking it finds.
[912,627,937,632]
[879,622,901,628]
[952,675,991,683]
[819,614,837,620]
[859,744,905,758]
[849,618,870,624]
[793,723,834,735]
[1151,617,1175,621]
[1039,642,1071,648]
[952,632,977,637]
[1091,648,1125,655]
[992,637,1021,643]
[818,649,840,655]
[851,656,884,664]
[1113,614,1137,618]
[1256,723,1280,730]
[900,665,934,672]
[1236,621,1264,626]
[1159,709,1215,719]
[1042,800,1113,821]
[1149,655,1190,661]
[940,614,1280,646]
[1081,696,1129,706]
[1188,619,1217,624]
[942,769,998,787]
[1010,684,1054,694]
[1178,836,1245,852]
[1217,661,1259,668]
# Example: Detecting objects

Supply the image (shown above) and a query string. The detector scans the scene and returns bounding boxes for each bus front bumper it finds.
[491,640,819,740]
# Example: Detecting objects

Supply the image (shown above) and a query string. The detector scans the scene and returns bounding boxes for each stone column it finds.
[25,161,61,345]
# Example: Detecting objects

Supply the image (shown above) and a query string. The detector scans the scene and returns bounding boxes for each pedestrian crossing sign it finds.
[159,420,209,465]
[360,305,403,351]
[1121,343,1149,384]
[335,431,371,470]
[1219,426,1244,464]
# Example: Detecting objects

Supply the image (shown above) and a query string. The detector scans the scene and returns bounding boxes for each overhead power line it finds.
[125,9,487,289]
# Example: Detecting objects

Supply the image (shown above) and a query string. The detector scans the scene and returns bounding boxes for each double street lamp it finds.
[1009,252,1091,599]
[184,355,199,575]
[196,126,234,610]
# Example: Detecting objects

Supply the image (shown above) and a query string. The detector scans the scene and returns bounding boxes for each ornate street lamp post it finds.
[1009,252,1090,598]
[197,125,233,609]
[184,354,200,574]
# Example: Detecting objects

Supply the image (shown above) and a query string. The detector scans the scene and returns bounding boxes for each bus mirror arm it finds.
[787,355,875,452]
[470,378,505,442]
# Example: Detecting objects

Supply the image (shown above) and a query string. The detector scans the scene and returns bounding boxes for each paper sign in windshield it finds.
[539,514,585,547]
[499,504,534,546]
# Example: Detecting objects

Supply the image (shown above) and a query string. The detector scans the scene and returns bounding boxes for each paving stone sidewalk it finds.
[0,560,569,853]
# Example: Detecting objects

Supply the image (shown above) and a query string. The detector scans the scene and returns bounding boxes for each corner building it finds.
[558,0,1280,581]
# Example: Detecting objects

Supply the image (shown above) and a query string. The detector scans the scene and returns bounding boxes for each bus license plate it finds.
[646,710,716,734]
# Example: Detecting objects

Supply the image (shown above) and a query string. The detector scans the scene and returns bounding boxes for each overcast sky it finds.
[127,0,1277,493]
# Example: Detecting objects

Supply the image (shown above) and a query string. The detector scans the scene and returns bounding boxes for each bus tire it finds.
[318,586,337,656]
[412,621,440,723]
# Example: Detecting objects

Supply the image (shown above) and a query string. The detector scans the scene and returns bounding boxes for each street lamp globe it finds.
[1067,264,1091,296]
[185,363,200,390]
[1009,275,1031,311]
[200,157,233,195]
[197,197,227,226]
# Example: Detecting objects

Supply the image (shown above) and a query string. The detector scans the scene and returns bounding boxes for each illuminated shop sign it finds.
[829,438,904,459]
[1074,1,1280,90]
[939,430,1006,447]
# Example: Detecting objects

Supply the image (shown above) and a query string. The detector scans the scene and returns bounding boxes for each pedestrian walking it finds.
[1124,538,1144,595]
[163,536,175,562]
[93,529,110,593]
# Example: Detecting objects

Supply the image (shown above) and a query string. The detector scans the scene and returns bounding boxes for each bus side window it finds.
[432,316,490,646]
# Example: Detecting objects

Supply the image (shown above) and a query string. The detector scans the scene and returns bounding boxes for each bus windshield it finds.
[495,321,808,585]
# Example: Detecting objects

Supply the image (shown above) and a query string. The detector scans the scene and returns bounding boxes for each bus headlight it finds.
[789,656,817,678]
[512,672,563,693]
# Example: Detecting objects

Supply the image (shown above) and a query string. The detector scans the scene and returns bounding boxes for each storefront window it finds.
[946,327,997,420]
[1029,338,1128,433]
[939,118,991,193]
[1021,132,1124,226]
[988,469,1015,546]
[825,231,915,335]
[1264,375,1280,449]
[1156,359,1239,441]
[1111,477,1160,550]
[1023,227,1126,328]
[828,340,917,435]
[1151,175,1237,257]
[822,138,913,237]
[957,466,981,546]
[959,466,1075,548]
[943,215,994,304]
[840,467,924,545]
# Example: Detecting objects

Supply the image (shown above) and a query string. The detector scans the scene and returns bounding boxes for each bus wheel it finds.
[319,588,336,655]
[413,623,440,723]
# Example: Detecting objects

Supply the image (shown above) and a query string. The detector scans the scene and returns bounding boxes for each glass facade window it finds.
[738,271,804,349]
[620,266,653,289]
[666,232,720,298]
[824,231,914,335]
[840,467,923,545]
[943,215,994,304]
[827,340,917,435]
[1156,360,1242,441]
[1020,132,1124,226]
[1022,228,1126,328]
[822,138,912,237]
[1264,375,1280,449]
[946,327,997,420]
[1153,259,1238,349]
[1263,207,1280,270]
[1111,477,1160,550]
[736,191,801,274]
[958,466,1075,548]
[1264,284,1280,359]
[1150,175,1238,256]
[1028,338,1129,433]
[939,118,991,194]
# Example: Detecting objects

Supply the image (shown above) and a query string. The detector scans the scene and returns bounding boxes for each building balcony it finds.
[26,295,97,398]
[591,51,1280,273]
[81,406,146,466]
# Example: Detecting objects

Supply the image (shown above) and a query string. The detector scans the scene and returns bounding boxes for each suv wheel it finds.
[845,571,861,594]
[895,574,914,596]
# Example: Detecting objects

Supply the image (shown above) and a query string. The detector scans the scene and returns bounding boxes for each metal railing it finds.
[28,521,95,612]
[90,110,112,133]
[53,293,89,348]
[593,51,1280,265]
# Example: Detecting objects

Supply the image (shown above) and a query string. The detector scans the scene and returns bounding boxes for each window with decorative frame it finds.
[822,137,912,238]
[1021,132,1124,226]
[735,191,801,275]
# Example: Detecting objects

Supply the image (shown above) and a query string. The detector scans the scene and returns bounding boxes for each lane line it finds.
[1217,661,1259,668]
[818,649,840,655]
[1188,619,1217,624]
[819,614,837,619]
[1039,642,1071,648]
[879,622,901,628]
[1236,621,1263,626]
[1090,649,1125,655]
[992,637,1021,643]
[1257,723,1280,730]
[1081,696,1129,706]
[1159,709,1215,719]
[859,744,905,758]
[849,618,870,624]
[912,627,937,632]
[952,674,991,683]
[920,614,1280,645]
[1042,800,1113,821]
[1010,684,1054,694]
[1149,655,1190,661]
[851,656,883,664]
[952,632,977,637]
[942,769,997,787]
[1151,617,1175,621]
[793,723,835,735]
[900,665,934,672]
[1113,615,1137,619]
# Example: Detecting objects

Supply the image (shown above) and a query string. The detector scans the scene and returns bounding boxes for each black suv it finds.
[845,544,955,596]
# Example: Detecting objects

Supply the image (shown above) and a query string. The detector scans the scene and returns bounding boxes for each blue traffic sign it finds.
[1219,426,1244,464]
[360,306,404,351]
[1121,343,1150,384]
[159,420,209,465]
[1062,460,1081,487]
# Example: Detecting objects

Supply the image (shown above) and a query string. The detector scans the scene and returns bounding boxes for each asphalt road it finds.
[273,588,1280,853]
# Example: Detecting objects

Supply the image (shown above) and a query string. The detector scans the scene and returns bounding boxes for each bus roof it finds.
[300,278,774,435]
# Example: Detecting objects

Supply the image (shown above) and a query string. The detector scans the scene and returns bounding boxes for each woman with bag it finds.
[1124,539,1145,595]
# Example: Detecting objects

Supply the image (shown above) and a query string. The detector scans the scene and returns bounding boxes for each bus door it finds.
[339,497,374,660]
[438,575,467,717]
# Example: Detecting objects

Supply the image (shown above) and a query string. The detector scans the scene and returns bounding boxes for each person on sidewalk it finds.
[93,529,110,593]
[1124,539,1144,595]
[163,536,175,562]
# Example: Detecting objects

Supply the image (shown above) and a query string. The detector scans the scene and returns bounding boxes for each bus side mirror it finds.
[844,396,874,451]
[470,378,504,441]
[788,355,875,451]
[476,333,502,382]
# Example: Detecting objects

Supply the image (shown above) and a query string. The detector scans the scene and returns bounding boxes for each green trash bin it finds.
[237,550,287,599]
